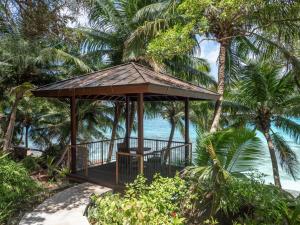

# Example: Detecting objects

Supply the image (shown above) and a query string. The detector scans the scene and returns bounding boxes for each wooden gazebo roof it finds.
[33,63,219,101]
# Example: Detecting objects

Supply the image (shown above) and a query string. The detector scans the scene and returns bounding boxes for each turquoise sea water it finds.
[141,118,300,191]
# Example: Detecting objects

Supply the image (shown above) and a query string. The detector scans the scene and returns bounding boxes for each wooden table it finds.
[129,147,151,154]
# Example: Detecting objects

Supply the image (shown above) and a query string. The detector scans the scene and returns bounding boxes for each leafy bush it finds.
[0,154,42,224]
[21,156,41,173]
[182,170,300,225]
[220,174,300,224]
[44,155,70,181]
[88,170,300,225]
[88,174,187,225]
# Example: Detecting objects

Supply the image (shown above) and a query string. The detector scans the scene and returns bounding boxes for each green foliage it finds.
[224,61,300,181]
[21,156,41,173]
[0,154,42,224]
[196,128,263,172]
[88,171,300,225]
[43,155,70,181]
[142,0,300,67]
[182,169,300,224]
[88,174,187,225]
[147,23,196,62]
[219,174,300,224]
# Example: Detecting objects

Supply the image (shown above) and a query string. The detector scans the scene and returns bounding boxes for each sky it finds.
[197,40,220,79]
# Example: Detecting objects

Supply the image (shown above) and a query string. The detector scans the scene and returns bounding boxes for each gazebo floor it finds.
[68,162,183,192]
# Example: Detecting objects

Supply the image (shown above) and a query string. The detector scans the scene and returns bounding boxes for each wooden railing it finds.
[116,152,143,184]
[68,137,191,184]
[116,143,192,184]
[72,138,124,175]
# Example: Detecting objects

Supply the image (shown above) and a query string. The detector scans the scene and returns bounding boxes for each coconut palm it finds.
[160,102,185,160]
[145,101,187,161]
[224,62,300,188]
[14,96,52,148]
[83,0,215,83]
[128,0,300,132]
[83,0,216,155]
[30,99,113,154]
[107,102,125,162]
[2,82,33,151]
[0,35,92,151]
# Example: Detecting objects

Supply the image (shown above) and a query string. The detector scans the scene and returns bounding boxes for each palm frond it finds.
[271,132,299,180]
[226,130,262,172]
[196,128,262,172]
[132,1,172,24]
[37,48,92,73]
[273,116,300,144]
[165,55,217,87]
[88,0,122,29]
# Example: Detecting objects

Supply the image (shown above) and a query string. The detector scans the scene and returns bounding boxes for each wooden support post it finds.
[125,96,130,148]
[137,93,144,174]
[184,98,190,166]
[70,96,77,173]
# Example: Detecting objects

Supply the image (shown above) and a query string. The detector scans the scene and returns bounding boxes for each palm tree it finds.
[30,99,113,155]
[0,34,92,151]
[145,101,188,161]
[128,0,300,132]
[224,62,300,188]
[160,102,185,160]
[81,0,148,65]
[83,0,216,152]
[2,82,33,151]
[184,127,262,220]
[107,102,125,162]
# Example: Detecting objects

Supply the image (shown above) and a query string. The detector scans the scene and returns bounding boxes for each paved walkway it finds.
[19,183,111,225]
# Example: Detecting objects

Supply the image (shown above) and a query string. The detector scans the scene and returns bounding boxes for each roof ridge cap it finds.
[131,62,149,83]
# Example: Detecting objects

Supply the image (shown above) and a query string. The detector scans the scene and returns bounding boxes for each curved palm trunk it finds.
[164,119,176,162]
[25,125,29,148]
[263,131,282,188]
[107,103,123,162]
[210,42,228,133]
[128,102,135,137]
[123,102,135,144]
[17,126,24,145]
[3,92,23,152]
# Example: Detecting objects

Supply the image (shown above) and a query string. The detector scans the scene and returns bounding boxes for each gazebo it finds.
[33,63,219,187]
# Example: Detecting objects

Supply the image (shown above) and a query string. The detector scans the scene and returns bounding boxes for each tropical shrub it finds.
[220,174,297,224]
[21,156,41,173]
[88,174,187,225]
[0,154,42,224]
[181,170,300,225]
[87,169,300,225]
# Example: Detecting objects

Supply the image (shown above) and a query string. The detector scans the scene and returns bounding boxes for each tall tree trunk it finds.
[107,103,123,162]
[25,125,29,148]
[17,126,24,145]
[210,42,228,133]
[3,92,23,152]
[123,102,135,144]
[263,131,282,188]
[128,102,135,137]
[164,119,176,162]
